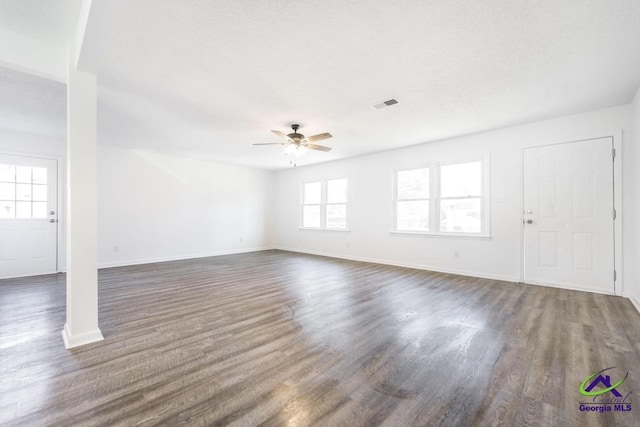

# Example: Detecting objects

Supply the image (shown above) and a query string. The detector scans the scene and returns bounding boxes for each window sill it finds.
[299,227,351,232]
[389,230,492,240]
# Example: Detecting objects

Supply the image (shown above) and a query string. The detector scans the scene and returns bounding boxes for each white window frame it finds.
[392,156,490,238]
[300,177,350,231]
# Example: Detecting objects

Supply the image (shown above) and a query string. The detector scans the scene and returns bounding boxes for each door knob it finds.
[49,211,55,215]
[49,219,56,223]
[526,219,533,224]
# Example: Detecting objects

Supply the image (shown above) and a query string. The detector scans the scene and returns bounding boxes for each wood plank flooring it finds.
[1,250,639,426]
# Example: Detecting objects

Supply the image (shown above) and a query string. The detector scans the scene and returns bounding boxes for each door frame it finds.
[518,132,623,296]
[0,150,63,274]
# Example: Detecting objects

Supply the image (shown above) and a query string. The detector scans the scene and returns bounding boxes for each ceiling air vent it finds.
[373,98,399,109]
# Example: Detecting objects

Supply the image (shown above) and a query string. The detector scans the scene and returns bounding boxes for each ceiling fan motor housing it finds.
[288,132,304,141]
[288,125,303,142]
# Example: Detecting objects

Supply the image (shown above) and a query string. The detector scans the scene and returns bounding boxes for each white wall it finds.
[1,134,276,270]
[274,105,630,288]
[625,88,640,310]
[3,100,637,304]
[97,146,274,267]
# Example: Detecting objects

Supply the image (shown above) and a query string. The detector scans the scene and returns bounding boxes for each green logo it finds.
[580,367,628,397]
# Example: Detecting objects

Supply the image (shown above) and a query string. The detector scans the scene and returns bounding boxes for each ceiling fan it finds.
[253,124,332,156]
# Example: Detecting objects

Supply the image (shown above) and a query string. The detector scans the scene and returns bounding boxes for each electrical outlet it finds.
[454,250,460,258]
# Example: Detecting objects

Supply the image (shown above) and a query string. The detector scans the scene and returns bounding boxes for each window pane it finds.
[326,204,347,229]
[303,205,321,227]
[440,161,481,197]
[32,202,47,219]
[16,166,31,184]
[327,179,347,203]
[440,198,481,232]
[304,182,321,205]
[0,164,15,182]
[397,168,429,200]
[16,184,32,201]
[16,201,31,218]
[32,184,47,202]
[32,167,47,184]
[397,200,429,231]
[0,201,15,218]
[0,183,15,200]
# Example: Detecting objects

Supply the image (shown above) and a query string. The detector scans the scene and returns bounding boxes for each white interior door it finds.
[523,138,614,294]
[0,154,58,279]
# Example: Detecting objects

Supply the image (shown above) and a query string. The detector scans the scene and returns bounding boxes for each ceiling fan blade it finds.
[305,143,332,152]
[272,130,291,140]
[305,132,332,143]
[252,143,285,146]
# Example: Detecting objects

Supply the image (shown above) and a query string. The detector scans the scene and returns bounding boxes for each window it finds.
[394,159,487,235]
[326,178,348,229]
[439,161,482,233]
[395,168,429,231]
[301,178,348,230]
[302,181,321,227]
[0,164,48,219]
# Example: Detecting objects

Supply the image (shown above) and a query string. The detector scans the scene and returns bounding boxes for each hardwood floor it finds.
[1,250,639,426]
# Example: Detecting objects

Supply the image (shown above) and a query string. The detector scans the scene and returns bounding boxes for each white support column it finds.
[61,44,103,349]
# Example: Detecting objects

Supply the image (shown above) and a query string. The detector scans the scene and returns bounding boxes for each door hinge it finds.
[614,270,617,281]
[612,148,616,159]
[613,209,617,220]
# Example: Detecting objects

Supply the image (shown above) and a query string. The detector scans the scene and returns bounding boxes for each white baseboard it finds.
[61,323,104,349]
[275,246,630,296]
[97,246,275,269]
[274,246,520,283]
[522,279,616,296]
[0,270,58,280]
[629,295,640,314]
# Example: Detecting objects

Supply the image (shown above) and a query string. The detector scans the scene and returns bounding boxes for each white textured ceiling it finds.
[1,0,640,169]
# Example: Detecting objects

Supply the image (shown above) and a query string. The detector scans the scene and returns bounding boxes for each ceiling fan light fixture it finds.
[284,144,307,157]
[295,145,308,157]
